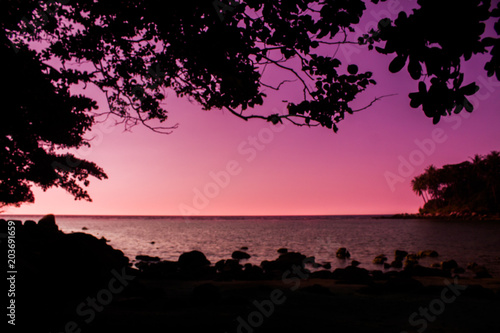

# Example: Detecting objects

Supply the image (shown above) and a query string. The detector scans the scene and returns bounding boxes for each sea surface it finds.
[4,215,500,276]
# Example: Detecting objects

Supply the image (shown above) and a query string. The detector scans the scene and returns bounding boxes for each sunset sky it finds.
[4,1,500,216]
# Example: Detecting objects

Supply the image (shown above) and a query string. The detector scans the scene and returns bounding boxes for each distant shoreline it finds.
[376,213,500,221]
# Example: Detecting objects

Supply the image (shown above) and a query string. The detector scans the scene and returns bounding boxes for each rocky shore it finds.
[3,216,500,333]
[376,212,500,220]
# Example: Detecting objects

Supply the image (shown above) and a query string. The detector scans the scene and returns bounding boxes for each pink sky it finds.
[4,1,500,216]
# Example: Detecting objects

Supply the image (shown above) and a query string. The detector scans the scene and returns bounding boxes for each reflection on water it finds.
[5,215,500,276]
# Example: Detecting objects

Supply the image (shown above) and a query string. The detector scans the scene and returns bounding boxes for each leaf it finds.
[409,92,422,108]
[378,18,392,30]
[418,81,427,93]
[453,103,463,114]
[347,64,358,75]
[267,114,280,124]
[389,55,407,73]
[460,82,479,96]
[463,98,474,112]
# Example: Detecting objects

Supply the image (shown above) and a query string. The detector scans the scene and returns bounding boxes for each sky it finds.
[4,1,500,216]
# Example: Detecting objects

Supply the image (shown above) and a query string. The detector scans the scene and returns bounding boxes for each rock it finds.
[383,263,392,269]
[407,253,419,261]
[395,250,408,261]
[310,270,333,279]
[390,260,403,268]
[351,260,361,267]
[240,246,249,250]
[336,247,350,259]
[38,214,58,231]
[441,259,458,270]
[136,255,160,262]
[332,266,371,284]
[231,250,251,260]
[370,270,385,280]
[305,256,316,263]
[277,252,307,267]
[453,267,466,274]
[215,259,243,280]
[178,250,211,270]
[322,262,332,270]
[418,250,439,258]
[150,241,155,244]
[277,248,288,254]
[260,252,308,277]
[82,227,88,230]
[23,220,37,231]
[136,260,179,278]
[373,254,387,264]
[404,258,419,268]
[467,263,492,278]
[242,264,264,280]
[215,260,226,272]
[404,264,451,277]
[431,263,441,268]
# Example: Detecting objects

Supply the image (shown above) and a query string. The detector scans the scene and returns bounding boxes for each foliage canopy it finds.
[412,151,500,215]
[1,0,500,207]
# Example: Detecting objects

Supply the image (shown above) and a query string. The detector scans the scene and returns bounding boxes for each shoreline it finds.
[375,212,500,221]
[5,215,500,332]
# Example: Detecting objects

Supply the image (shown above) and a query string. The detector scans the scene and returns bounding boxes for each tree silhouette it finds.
[412,152,500,215]
[2,0,500,206]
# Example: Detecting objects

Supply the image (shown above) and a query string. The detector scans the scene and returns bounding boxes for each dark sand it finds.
[83,276,500,333]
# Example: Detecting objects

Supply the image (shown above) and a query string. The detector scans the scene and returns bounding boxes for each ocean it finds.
[4,215,500,276]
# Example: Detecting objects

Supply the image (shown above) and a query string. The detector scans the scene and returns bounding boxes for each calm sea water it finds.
[4,215,500,276]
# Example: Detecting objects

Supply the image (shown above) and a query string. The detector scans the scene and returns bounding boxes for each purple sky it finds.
[5,0,500,216]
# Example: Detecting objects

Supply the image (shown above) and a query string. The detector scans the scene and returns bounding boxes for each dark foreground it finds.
[3,216,500,333]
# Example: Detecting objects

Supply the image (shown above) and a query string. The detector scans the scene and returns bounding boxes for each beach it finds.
[4,215,500,333]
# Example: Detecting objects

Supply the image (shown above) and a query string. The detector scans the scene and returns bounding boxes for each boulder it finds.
[418,250,439,258]
[277,248,288,254]
[351,260,361,267]
[136,255,161,262]
[242,264,264,280]
[178,250,211,270]
[136,260,179,278]
[38,214,58,231]
[395,250,408,261]
[310,270,333,279]
[404,264,451,277]
[404,258,419,268]
[390,260,403,269]
[441,259,458,270]
[277,251,307,267]
[231,250,251,260]
[336,247,351,259]
[23,220,37,232]
[322,262,332,269]
[373,254,387,264]
[467,263,492,278]
[215,259,243,280]
[332,266,371,284]
[407,253,420,261]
